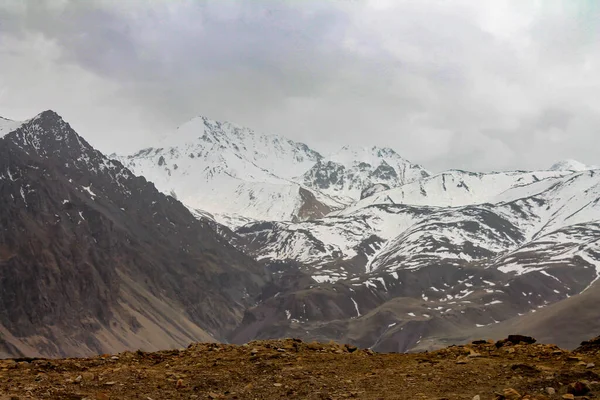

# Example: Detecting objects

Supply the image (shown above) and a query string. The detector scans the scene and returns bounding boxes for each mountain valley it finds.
[1,111,600,359]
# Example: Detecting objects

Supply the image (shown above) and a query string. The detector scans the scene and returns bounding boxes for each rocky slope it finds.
[230,170,600,352]
[300,146,430,202]
[0,111,266,358]
[2,335,600,399]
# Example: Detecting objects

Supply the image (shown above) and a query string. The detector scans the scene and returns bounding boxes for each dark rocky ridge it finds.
[0,111,266,358]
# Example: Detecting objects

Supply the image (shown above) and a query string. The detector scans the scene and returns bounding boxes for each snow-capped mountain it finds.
[115,116,347,225]
[231,169,600,351]
[342,169,572,212]
[116,117,431,226]
[5,109,600,357]
[549,159,599,172]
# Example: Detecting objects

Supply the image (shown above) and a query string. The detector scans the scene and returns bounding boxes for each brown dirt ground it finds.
[1,337,600,400]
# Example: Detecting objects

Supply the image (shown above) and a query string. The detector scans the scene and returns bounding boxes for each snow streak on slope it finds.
[0,117,24,138]
[238,204,432,268]
[344,169,571,212]
[237,170,600,286]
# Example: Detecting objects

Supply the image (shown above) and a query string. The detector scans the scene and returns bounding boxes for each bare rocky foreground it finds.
[2,336,600,400]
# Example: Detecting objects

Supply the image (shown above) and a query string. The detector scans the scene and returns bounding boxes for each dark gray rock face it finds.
[0,111,266,358]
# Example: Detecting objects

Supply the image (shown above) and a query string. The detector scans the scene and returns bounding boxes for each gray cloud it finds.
[1,0,599,172]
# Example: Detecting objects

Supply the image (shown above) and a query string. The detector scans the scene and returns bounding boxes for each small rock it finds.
[345,344,358,353]
[75,375,83,383]
[567,381,591,396]
[250,348,259,356]
[456,357,468,365]
[503,388,521,400]
[473,396,481,400]
[562,395,575,400]
[546,387,556,395]
[468,350,481,358]
[507,335,536,345]
[96,394,110,400]
[176,379,184,388]
[587,363,596,369]
[110,356,119,361]
[104,381,117,386]
[207,393,221,399]
[274,383,283,387]
[276,348,286,352]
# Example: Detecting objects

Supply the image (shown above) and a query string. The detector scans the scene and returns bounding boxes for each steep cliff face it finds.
[0,111,266,358]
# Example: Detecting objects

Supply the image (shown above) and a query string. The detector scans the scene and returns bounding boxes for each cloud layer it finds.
[1,0,599,171]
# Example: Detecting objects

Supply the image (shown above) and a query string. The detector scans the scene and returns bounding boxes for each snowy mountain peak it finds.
[549,159,598,172]
[329,145,404,166]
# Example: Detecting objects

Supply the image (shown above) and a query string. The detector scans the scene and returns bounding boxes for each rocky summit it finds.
[2,335,600,399]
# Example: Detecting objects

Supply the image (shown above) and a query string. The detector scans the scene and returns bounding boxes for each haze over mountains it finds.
[1,110,600,357]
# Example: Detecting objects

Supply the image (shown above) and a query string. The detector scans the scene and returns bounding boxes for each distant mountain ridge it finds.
[549,159,599,172]
[3,110,600,358]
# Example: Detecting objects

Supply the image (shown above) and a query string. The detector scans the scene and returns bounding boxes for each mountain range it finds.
[1,110,600,357]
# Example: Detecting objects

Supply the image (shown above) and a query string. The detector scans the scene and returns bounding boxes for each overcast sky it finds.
[1,0,599,172]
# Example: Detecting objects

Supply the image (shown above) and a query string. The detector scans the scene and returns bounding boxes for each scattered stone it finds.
[473,395,481,400]
[567,381,591,396]
[468,350,481,358]
[176,379,184,388]
[546,387,556,395]
[345,344,358,353]
[75,375,82,383]
[110,356,119,361]
[496,335,536,348]
[562,395,575,400]
[273,383,282,387]
[471,340,487,345]
[576,335,600,353]
[587,363,596,369]
[104,381,117,386]
[207,393,222,399]
[502,388,521,400]
[511,363,539,375]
